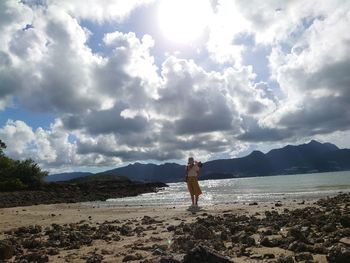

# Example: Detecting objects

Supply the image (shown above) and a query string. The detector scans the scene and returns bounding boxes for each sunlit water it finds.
[87,171,350,207]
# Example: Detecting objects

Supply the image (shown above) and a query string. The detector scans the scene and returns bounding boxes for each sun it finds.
[158,0,212,44]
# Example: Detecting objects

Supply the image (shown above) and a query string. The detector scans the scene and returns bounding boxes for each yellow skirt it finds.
[186,176,202,196]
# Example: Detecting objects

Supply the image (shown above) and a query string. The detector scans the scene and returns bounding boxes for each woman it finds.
[185,157,202,207]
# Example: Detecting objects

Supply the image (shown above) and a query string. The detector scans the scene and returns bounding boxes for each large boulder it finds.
[0,240,14,260]
[192,224,214,240]
[327,244,350,263]
[183,246,233,263]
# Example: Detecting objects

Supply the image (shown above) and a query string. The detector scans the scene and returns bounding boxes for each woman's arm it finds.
[196,166,200,177]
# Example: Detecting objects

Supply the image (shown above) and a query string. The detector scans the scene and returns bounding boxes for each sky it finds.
[0,0,350,173]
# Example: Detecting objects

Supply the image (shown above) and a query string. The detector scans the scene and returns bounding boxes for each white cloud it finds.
[0,120,35,156]
[0,0,350,171]
[24,0,155,23]
[264,3,350,136]
[0,120,74,166]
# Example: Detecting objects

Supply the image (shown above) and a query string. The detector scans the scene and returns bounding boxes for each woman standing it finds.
[185,157,202,207]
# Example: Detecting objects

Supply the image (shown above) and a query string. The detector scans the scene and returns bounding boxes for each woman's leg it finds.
[191,195,195,205]
[195,195,199,206]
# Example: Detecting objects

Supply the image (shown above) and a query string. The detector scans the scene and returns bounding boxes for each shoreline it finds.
[1,193,350,262]
[0,180,167,209]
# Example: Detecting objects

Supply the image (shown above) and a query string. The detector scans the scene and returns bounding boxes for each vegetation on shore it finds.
[0,140,48,191]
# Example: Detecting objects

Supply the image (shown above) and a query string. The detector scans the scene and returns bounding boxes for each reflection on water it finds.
[88,171,350,207]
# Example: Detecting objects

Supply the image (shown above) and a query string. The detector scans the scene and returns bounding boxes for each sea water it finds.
[92,171,350,207]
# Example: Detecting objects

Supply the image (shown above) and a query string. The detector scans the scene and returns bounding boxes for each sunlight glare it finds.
[158,0,212,44]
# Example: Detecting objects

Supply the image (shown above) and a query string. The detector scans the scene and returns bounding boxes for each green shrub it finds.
[0,178,26,191]
[0,140,48,191]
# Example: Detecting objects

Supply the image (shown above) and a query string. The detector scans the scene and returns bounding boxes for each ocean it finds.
[92,171,350,207]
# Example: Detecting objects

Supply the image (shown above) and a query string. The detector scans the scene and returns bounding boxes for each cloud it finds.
[62,103,150,135]
[21,0,155,22]
[0,1,101,113]
[1,0,350,171]
[0,119,124,171]
[51,0,155,22]
[206,0,350,143]
[264,3,350,137]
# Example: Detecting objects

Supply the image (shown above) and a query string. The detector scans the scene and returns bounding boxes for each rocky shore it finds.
[0,180,167,208]
[0,193,350,262]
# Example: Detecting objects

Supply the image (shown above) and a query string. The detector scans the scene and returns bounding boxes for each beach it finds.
[1,193,350,262]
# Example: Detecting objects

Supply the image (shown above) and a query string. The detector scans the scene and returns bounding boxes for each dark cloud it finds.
[76,139,185,162]
[63,104,149,135]
[278,97,350,135]
[174,98,233,134]
[238,117,292,142]
[0,52,21,99]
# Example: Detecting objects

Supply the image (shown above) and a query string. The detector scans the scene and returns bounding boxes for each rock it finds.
[275,203,283,207]
[22,238,43,249]
[260,237,272,247]
[182,224,191,233]
[172,236,195,252]
[288,226,305,241]
[263,229,273,236]
[154,244,168,251]
[153,248,165,255]
[339,237,350,247]
[157,256,182,263]
[112,234,121,241]
[322,223,337,233]
[313,243,328,254]
[14,225,42,236]
[220,230,230,241]
[277,255,294,263]
[241,236,256,246]
[47,248,59,255]
[167,225,176,231]
[340,215,350,228]
[212,238,225,251]
[288,241,311,253]
[20,252,49,263]
[86,252,103,263]
[250,254,262,259]
[101,249,113,255]
[134,226,145,234]
[249,202,258,206]
[142,215,157,225]
[294,252,313,262]
[193,224,214,240]
[123,253,143,262]
[263,253,275,259]
[327,244,350,263]
[120,224,134,236]
[0,240,14,260]
[183,245,233,263]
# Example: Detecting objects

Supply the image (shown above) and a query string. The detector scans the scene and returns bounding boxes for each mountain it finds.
[200,140,345,179]
[67,173,130,184]
[48,140,350,183]
[45,172,93,182]
[103,162,185,182]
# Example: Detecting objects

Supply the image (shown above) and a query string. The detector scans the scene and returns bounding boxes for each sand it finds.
[0,197,333,262]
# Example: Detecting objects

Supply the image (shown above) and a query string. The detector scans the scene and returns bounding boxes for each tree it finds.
[0,139,6,156]
[11,159,48,188]
[0,140,48,191]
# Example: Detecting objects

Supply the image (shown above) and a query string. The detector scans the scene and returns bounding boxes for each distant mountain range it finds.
[45,172,93,182]
[47,140,350,183]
